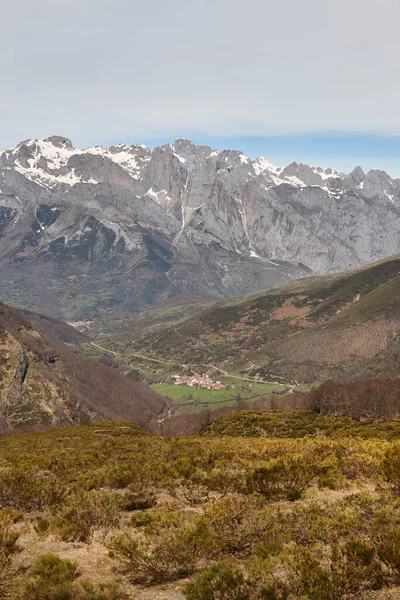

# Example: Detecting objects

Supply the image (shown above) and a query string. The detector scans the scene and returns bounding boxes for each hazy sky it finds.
[2,0,400,174]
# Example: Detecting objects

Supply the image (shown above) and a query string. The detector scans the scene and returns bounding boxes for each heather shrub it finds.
[246,452,315,500]
[0,556,20,600]
[316,455,346,489]
[109,516,201,583]
[382,443,400,493]
[22,553,79,600]
[184,562,252,600]
[289,543,385,599]
[175,471,211,505]
[0,467,65,510]
[51,490,122,542]
[119,484,156,511]
[0,511,20,599]
[185,559,290,600]
[0,510,20,557]
[194,495,265,557]
[22,554,127,600]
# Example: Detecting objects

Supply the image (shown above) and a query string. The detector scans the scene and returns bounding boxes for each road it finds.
[90,342,296,389]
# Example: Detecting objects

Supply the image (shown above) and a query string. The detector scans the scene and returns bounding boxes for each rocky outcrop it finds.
[0,136,399,319]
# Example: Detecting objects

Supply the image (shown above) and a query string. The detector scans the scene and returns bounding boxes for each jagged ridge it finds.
[0,136,399,320]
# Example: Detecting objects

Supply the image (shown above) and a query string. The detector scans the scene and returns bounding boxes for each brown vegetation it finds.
[0,303,169,434]
[3,417,400,598]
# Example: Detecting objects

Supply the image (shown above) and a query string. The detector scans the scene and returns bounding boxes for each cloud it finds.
[2,0,400,150]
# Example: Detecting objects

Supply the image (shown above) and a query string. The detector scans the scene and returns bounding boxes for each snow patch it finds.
[173,152,186,164]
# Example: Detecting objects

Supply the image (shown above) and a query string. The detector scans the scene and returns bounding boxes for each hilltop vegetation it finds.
[203,409,400,439]
[3,415,400,598]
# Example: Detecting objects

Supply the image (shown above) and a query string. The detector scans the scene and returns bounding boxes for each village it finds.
[172,373,239,392]
[68,320,95,332]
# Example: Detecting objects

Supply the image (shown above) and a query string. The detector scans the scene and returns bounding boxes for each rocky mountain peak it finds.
[42,136,73,149]
[348,166,365,183]
[0,136,399,321]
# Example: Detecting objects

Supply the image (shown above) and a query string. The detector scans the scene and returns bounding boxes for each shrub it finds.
[247,453,315,500]
[51,491,122,542]
[377,524,400,572]
[22,554,128,600]
[185,559,290,600]
[0,510,20,557]
[30,553,79,584]
[184,562,251,600]
[0,511,20,599]
[23,553,79,600]
[175,476,211,506]
[288,543,385,600]
[0,556,20,600]
[119,484,156,511]
[382,444,400,493]
[194,495,265,558]
[0,467,65,511]
[109,521,200,584]
[316,456,346,489]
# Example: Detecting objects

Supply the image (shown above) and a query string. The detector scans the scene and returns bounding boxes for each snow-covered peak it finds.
[252,156,283,178]
[252,156,344,188]
[310,165,343,181]
[1,137,151,188]
[84,143,151,178]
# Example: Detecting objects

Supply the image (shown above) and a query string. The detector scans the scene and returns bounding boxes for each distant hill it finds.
[98,253,400,383]
[0,302,169,434]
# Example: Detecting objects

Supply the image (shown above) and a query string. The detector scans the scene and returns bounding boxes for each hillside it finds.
[1,136,400,321]
[0,302,168,434]
[202,407,400,438]
[3,417,400,599]
[94,253,400,384]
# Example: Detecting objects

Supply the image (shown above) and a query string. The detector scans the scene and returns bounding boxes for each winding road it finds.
[90,342,297,389]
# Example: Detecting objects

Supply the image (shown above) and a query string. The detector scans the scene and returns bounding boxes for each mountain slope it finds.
[0,302,168,434]
[1,136,400,320]
[98,254,400,383]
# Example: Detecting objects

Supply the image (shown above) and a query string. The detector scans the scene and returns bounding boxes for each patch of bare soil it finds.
[269,295,317,328]
[366,589,400,599]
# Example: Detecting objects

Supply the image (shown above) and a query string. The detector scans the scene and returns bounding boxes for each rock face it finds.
[0,136,399,319]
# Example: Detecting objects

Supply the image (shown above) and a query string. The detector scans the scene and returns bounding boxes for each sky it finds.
[2,0,400,175]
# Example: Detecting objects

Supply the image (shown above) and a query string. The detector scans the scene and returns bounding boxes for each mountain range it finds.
[1,135,400,321]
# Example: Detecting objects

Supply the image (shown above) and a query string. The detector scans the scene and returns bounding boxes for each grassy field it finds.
[150,379,284,414]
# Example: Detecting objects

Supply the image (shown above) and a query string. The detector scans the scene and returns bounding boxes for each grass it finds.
[150,380,283,414]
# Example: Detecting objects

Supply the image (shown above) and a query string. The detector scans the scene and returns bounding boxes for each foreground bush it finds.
[0,467,65,511]
[22,554,127,600]
[0,510,20,599]
[50,491,122,542]
[184,562,252,600]
[246,452,315,500]
[185,560,290,600]
[109,521,201,584]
